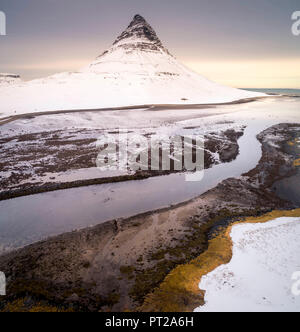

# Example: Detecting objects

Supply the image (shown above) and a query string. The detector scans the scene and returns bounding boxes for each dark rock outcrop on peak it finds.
[98,14,171,56]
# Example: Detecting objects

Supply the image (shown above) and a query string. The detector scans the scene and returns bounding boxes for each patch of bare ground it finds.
[0,128,244,200]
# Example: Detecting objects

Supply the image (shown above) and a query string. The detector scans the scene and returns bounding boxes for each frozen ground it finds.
[1,96,299,194]
[196,217,300,312]
[0,106,244,193]
[0,70,263,119]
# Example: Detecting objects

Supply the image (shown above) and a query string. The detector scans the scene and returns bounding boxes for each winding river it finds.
[0,97,299,253]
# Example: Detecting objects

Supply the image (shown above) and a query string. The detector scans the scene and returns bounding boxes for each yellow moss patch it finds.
[140,209,300,312]
[0,298,73,312]
[288,139,296,146]
[293,159,300,167]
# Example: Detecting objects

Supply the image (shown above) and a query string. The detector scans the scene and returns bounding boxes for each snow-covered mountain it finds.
[0,15,264,117]
[0,73,21,86]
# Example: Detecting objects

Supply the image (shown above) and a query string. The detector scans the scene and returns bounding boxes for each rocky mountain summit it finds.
[111,14,169,54]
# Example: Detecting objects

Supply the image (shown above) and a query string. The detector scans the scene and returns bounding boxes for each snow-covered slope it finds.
[0,15,264,117]
[196,217,300,312]
[0,73,21,86]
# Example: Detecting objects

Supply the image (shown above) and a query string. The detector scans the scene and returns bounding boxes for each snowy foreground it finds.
[196,217,300,312]
[0,15,263,118]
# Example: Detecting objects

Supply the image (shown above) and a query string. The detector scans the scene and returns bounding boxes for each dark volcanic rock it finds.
[99,14,171,56]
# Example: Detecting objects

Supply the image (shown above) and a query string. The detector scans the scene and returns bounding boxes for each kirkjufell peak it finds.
[102,14,169,57]
[0,15,263,116]
[128,14,148,28]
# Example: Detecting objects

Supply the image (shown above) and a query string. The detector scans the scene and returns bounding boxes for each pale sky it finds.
[0,0,300,88]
